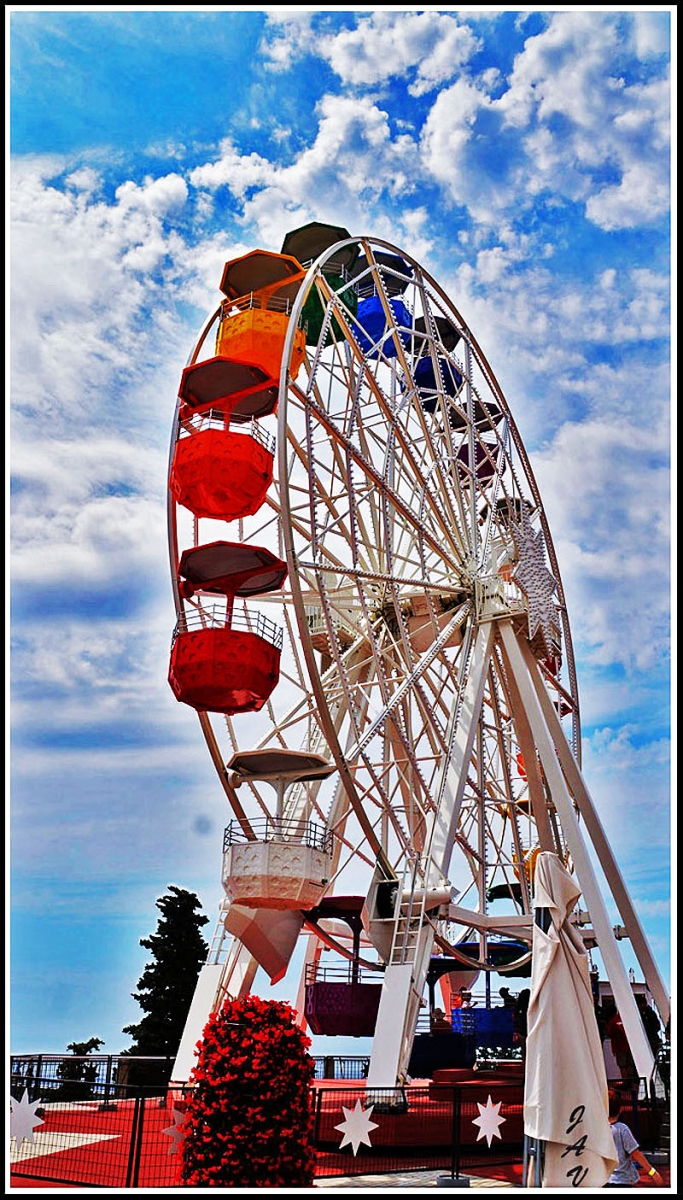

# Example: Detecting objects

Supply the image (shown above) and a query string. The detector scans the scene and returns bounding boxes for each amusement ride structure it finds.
[167,223,669,1090]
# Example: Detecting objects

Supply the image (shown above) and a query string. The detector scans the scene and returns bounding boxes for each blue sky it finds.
[9,6,673,1056]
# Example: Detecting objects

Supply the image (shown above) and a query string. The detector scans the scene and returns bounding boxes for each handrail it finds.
[177,409,276,453]
[223,816,333,854]
[173,605,284,649]
[220,291,294,317]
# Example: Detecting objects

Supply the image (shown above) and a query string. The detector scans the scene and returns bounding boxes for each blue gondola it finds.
[354,295,413,359]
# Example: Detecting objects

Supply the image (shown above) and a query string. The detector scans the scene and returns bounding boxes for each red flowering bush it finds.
[180,995,316,1187]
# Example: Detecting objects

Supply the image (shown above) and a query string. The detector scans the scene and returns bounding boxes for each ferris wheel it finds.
[168,224,668,1089]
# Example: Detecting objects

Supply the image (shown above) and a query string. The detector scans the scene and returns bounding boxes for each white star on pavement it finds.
[161,1108,186,1156]
[335,1100,379,1155]
[10,1090,44,1149]
[511,510,560,656]
[472,1095,506,1147]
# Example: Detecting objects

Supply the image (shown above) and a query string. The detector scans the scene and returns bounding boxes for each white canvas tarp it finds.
[523,852,618,1188]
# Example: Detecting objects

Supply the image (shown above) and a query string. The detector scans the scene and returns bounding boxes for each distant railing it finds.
[313,1056,370,1081]
[11,1054,371,1095]
[10,1056,175,1104]
[306,961,382,985]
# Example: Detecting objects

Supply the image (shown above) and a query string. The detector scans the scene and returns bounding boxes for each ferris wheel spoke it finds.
[288,425,355,536]
[343,604,471,765]
[291,382,466,580]
[353,358,471,559]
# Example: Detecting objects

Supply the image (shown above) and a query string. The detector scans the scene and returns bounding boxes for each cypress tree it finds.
[122,885,209,1068]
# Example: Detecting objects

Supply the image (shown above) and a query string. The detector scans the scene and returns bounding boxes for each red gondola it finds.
[168,543,287,715]
[169,418,274,521]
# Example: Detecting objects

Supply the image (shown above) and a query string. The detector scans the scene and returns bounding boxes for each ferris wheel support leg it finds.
[430,622,496,875]
[171,963,225,1084]
[518,635,670,1029]
[171,940,258,1084]
[498,623,659,1086]
[496,646,556,853]
[367,626,495,1089]
[366,926,436,1090]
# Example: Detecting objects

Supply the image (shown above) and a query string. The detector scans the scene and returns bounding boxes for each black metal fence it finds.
[314,1054,370,1080]
[9,1074,193,1188]
[10,1069,525,1188]
[313,1080,525,1179]
[10,1059,665,1188]
[10,1052,371,1093]
[10,1055,176,1104]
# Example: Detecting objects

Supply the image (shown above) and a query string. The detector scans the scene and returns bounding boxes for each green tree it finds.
[55,1037,105,1101]
[122,885,208,1075]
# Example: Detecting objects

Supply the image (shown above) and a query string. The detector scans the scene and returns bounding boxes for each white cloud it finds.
[15,493,166,586]
[64,166,101,196]
[189,95,421,251]
[631,11,671,60]
[188,139,275,196]
[533,418,670,676]
[258,11,316,72]
[499,11,621,130]
[11,438,169,590]
[582,726,671,858]
[630,898,671,919]
[586,726,670,772]
[420,76,491,212]
[115,172,188,217]
[11,619,166,701]
[315,11,481,96]
[10,159,194,432]
[419,11,670,231]
[586,155,669,233]
[440,250,669,450]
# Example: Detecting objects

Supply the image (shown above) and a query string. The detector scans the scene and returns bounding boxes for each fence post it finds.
[131,1093,146,1188]
[99,1056,117,1111]
[125,1096,141,1188]
[453,1086,461,1181]
[313,1084,323,1147]
[628,1081,641,1142]
[125,1094,147,1188]
[436,1085,470,1188]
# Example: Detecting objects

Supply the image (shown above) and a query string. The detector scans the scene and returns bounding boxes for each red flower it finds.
[180,995,315,1187]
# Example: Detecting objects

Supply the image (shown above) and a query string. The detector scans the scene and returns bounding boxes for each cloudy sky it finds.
[9,6,672,1056]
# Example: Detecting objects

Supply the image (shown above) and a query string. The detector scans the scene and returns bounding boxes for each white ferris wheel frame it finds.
[168,236,667,1089]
